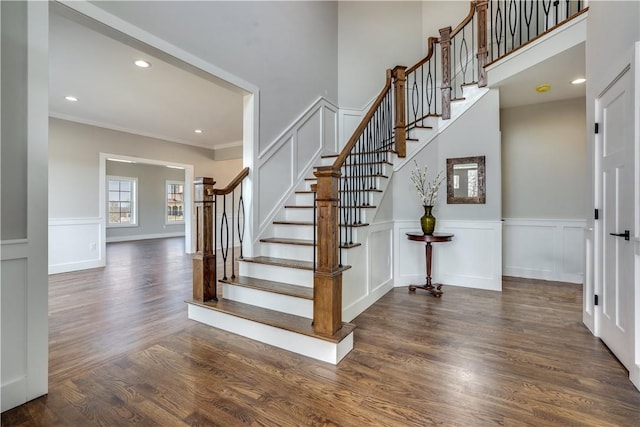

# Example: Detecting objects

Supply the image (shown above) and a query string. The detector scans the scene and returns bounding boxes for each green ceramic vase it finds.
[420,205,436,235]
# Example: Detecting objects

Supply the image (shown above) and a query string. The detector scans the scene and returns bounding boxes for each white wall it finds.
[501,97,587,218]
[338,1,423,109]
[90,1,339,152]
[421,1,470,53]
[105,162,185,242]
[1,0,49,412]
[585,0,640,390]
[48,118,242,273]
[393,89,503,291]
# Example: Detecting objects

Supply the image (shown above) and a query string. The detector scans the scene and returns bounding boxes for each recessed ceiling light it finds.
[194,129,203,134]
[571,78,586,85]
[65,96,78,102]
[166,165,184,170]
[535,84,551,93]
[134,59,151,68]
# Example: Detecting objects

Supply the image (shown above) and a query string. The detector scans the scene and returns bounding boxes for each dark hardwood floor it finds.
[3,237,640,426]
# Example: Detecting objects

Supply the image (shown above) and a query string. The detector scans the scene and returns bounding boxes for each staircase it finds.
[186,0,588,364]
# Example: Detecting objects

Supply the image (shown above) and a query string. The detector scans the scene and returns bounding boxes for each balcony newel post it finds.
[193,177,217,302]
[313,166,342,336]
[392,66,407,158]
[439,25,452,120]
[476,0,489,87]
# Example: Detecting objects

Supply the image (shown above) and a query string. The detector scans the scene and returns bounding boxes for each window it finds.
[166,181,184,224]
[107,176,137,226]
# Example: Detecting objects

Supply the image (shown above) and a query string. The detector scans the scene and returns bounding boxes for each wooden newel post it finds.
[439,26,452,120]
[392,66,407,158]
[476,0,489,87]
[313,166,342,336]
[193,177,217,302]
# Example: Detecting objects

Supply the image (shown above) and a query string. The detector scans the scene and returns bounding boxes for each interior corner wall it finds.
[105,162,185,242]
[501,97,587,219]
[48,118,242,274]
[91,1,338,152]
[337,1,423,109]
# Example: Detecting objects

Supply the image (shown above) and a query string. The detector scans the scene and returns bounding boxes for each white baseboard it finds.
[1,376,27,412]
[106,232,185,243]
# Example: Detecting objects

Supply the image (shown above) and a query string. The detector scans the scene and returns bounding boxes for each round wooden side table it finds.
[406,232,454,297]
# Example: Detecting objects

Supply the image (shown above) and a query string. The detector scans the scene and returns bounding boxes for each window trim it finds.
[106,175,138,228]
[165,180,185,225]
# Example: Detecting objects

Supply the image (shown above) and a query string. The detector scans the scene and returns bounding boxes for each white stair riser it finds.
[187,304,353,365]
[272,224,360,242]
[285,207,373,223]
[261,243,314,262]
[295,193,315,205]
[222,283,313,319]
[239,261,313,287]
[273,224,315,240]
[303,176,386,192]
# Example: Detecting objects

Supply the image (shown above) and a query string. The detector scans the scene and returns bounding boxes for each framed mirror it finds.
[446,156,486,204]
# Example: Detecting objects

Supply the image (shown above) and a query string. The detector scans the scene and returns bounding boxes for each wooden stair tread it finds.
[304,173,388,181]
[272,220,369,228]
[241,256,352,273]
[451,97,467,102]
[260,237,361,249]
[188,298,355,343]
[220,276,313,300]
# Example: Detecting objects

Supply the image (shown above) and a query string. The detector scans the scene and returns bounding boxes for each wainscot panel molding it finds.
[342,221,394,322]
[503,218,586,284]
[255,97,338,239]
[48,217,104,275]
[395,220,503,291]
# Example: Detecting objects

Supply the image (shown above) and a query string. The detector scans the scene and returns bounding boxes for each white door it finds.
[596,67,635,370]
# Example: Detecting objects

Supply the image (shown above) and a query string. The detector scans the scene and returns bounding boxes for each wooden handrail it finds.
[332,70,393,170]
[211,167,250,195]
[451,1,477,38]
[406,36,439,75]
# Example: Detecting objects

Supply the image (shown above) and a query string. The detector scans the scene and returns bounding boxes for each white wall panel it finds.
[1,255,28,411]
[258,140,293,227]
[503,219,586,283]
[395,220,503,291]
[296,109,322,178]
[48,218,103,274]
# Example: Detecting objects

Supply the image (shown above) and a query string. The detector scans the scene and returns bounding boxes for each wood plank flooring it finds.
[3,237,640,426]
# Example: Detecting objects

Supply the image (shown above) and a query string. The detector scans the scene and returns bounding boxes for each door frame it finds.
[588,42,640,390]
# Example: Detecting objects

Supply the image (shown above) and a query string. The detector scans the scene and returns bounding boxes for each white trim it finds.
[100,153,195,255]
[106,232,185,243]
[1,240,29,261]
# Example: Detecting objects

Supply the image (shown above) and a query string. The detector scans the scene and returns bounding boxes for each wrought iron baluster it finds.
[238,182,245,259]
[220,194,229,280]
[231,190,235,279]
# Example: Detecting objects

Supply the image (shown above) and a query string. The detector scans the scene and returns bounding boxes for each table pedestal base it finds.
[408,283,443,298]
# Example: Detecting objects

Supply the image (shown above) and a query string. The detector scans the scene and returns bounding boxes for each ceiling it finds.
[49,9,245,151]
[49,6,584,151]
[494,43,586,109]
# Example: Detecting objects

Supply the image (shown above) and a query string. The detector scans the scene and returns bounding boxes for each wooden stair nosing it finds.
[284,204,377,210]
[451,97,467,102]
[304,173,389,181]
[187,298,355,344]
[272,220,370,228]
[295,189,382,195]
[240,256,351,273]
[220,276,313,300]
[260,237,361,249]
